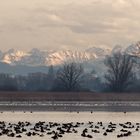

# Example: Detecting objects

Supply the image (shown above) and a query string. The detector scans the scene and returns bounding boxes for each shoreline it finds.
[0,92,140,112]
[0,101,139,112]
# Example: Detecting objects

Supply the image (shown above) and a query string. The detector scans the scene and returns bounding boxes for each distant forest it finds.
[0,52,140,93]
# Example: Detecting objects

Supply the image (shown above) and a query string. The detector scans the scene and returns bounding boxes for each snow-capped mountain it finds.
[46,50,97,66]
[17,48,48,66]
[125,41,140,56]
[0,42,140,67]
[111,41,140,57]
[0,47,111,66]
[2,49,28,64]
[86,46,111,57]
[111,45,124,54]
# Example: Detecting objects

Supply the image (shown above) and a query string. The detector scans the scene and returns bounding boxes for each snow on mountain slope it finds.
[17,48,48,66]
[125,41,140,56]
[0,42,140,66]
[86,46,111,57]
[46,50,97,66]
[0,48,100,66]
[2,49,28,64]
[111,42,140,56]
[111,45,124,54]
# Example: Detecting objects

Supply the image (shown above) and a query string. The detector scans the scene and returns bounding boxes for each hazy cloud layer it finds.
[0,0,140,51]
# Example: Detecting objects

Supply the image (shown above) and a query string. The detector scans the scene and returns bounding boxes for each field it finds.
[0,91,140,101]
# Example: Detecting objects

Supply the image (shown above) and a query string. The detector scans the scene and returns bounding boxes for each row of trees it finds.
[55,52,137,92]
[0,52,139,92]
[0,64,101,92]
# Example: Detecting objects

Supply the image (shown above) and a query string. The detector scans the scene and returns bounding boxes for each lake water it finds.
[0,112,139,140]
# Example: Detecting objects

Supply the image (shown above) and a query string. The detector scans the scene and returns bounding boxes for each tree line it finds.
[0,52,139,92]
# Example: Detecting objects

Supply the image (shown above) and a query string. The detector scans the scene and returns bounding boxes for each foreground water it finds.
[0,112,139,140]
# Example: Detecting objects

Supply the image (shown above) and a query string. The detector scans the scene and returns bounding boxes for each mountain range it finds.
[0,48,106,66]
[0,41,140,75]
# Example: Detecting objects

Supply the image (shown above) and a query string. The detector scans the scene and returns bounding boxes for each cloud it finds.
[0,0,140,51]
[47,14,62,22]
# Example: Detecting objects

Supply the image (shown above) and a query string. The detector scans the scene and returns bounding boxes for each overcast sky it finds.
[0,0,140,51]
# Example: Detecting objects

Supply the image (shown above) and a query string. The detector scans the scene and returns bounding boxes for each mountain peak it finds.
[86,46,111,57]
[125,41,140,56]
[2,49,27,64]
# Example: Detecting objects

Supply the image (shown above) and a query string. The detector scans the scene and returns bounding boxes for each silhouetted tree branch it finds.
[104,52,135,92]
[55,62,84,91]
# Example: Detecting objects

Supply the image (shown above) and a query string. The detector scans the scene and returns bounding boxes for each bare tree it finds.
[55,62,84,91]
[104,52,135,92]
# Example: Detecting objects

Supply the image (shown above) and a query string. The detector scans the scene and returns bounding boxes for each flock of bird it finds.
[0,117,139,139]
